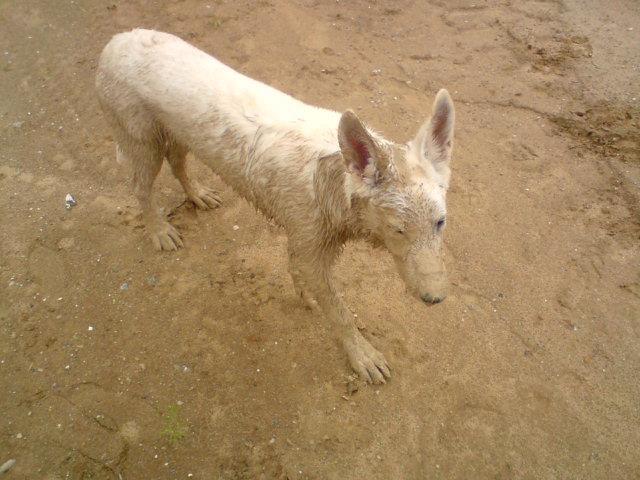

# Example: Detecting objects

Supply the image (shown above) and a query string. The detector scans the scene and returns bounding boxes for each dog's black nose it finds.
[421,293,445,304]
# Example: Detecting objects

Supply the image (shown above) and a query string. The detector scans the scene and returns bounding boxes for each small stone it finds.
[15,433,22,439]
[120,282,129,291]
[11,121,24,128]
[0,459,16,474]
[64,193,77,209]
[232,225,240,231]
[146,275,158,286]
[88,326,94,331]
[269,437,276,444]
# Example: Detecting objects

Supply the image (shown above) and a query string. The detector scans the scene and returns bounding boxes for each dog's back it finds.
[96,29,343,227]
[96,29,339,158]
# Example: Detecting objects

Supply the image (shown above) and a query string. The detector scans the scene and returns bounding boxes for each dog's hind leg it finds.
[119,134,184,251]
[166,141,221,210]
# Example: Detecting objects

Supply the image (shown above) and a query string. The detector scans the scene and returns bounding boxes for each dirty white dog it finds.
[96,29,454,384]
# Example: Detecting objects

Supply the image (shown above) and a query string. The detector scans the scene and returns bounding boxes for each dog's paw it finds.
[150,222,184,251]
[188,186,221,210]
[343,333,391,384]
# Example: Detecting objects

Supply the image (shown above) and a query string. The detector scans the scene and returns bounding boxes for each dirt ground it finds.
[1,0,639,478]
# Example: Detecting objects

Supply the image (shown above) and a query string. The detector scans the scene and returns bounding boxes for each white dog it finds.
[96,29,455,383]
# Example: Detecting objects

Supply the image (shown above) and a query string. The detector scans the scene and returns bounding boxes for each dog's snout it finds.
[421,293,445,305]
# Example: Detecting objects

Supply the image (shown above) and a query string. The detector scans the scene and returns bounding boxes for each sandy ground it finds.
[1,0,639,479]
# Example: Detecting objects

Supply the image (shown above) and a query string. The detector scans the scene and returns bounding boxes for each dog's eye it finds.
[436,217,446,231]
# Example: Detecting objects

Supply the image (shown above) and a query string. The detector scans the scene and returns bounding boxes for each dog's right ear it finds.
[338,110,390,184]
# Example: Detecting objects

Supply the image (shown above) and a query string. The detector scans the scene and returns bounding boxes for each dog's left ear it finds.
[414,89,455,178]
[338,110,391,185]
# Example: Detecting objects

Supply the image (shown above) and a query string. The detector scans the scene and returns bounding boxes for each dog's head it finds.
[338,89,454,304]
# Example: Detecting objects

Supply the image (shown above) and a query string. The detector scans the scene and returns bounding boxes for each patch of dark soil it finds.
[552,103,640,163]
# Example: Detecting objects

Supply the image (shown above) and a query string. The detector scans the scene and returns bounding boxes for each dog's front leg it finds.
[288,241,391,384]
[287,243,320,311]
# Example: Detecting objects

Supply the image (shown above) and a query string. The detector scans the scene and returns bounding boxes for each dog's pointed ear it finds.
[415,89,455,176]
[338,110,390,184]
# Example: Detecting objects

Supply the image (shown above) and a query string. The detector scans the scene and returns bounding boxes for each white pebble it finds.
[0,459,16,474]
